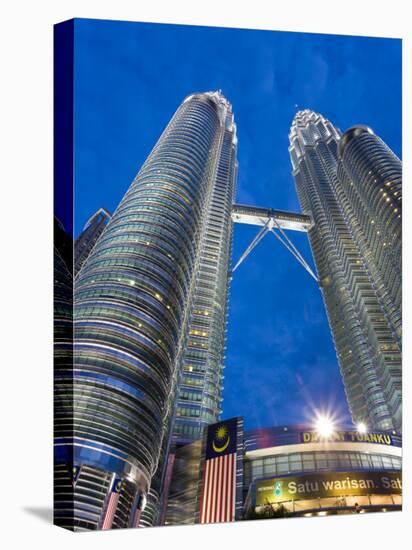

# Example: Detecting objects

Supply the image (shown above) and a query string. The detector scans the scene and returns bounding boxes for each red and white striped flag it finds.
[199,418,238,523]
[200,451,236,523]
[101,478,122,530]
[130,494,146,528]
[132,508,142,528]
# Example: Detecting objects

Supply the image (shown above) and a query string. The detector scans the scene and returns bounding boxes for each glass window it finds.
[263,461,276,476]
[252,465,263,477]
[251,459,263,477]
[316,453,328,469]
[349,453,362,469]
[381,455,392,468]
[337,452,351,469]
[289,453,302,472]
[302,453,315,471]
[371,455,383,468]
[325,452,338,469]
[276,461,289,474]
[360,454,371,468]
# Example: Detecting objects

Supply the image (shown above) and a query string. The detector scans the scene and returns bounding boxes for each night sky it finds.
[73,18,401,431]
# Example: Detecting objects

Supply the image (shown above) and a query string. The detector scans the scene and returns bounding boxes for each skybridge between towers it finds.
[231,203,318,282]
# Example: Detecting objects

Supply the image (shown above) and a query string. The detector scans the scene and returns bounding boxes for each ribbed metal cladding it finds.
[54,218,75,529]
[337,128,402,340]
[54,219,73,358]
[140,92,238,527]
[138,487,160,528]
[172,93,238,445]
[336,127,402,430]
[54,91,237,530]
[54,464,111,531]
[289,110,401,433]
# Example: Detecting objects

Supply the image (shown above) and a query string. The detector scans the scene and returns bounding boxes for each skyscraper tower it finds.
[289,110,402,433]
[337,127,402,344]
[75,207,111,274]
[142,92,237,527]
[54,91,237,531]
[172,93,237,445]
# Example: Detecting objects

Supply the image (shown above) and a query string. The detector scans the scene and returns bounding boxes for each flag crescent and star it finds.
[212,424,230,453]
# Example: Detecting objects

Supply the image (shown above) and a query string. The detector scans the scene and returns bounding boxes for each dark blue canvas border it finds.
[54,19,74,237]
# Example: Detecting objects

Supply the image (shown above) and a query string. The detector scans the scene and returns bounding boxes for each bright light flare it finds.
[357,422,367,433]
[314,414,336,438]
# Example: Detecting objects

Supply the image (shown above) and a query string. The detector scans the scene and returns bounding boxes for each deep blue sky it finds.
[73,18,401,431]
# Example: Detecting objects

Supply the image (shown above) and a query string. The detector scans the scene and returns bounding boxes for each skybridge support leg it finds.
[268,228,319,282]
[232,221,270,272]
[232,216,319,283]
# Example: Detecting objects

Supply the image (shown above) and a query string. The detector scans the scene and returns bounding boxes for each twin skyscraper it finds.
[54,91,401,530]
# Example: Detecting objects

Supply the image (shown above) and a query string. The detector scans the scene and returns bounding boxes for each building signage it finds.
[300,431,393,445]
[255,471,402,506]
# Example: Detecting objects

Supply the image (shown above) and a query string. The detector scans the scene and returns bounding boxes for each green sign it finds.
[255,471,402,505]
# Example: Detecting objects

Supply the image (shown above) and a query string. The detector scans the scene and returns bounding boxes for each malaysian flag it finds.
[130,494,146,528]
[200,418,238,523]
[101,477,122,530]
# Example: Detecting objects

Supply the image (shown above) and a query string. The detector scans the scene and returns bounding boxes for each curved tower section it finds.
[172,92,238,444]
[289,110,401,433]
[75,208,111,275]
[54,92,237,530]
[337,127,402,341]
[140,92,238,527]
